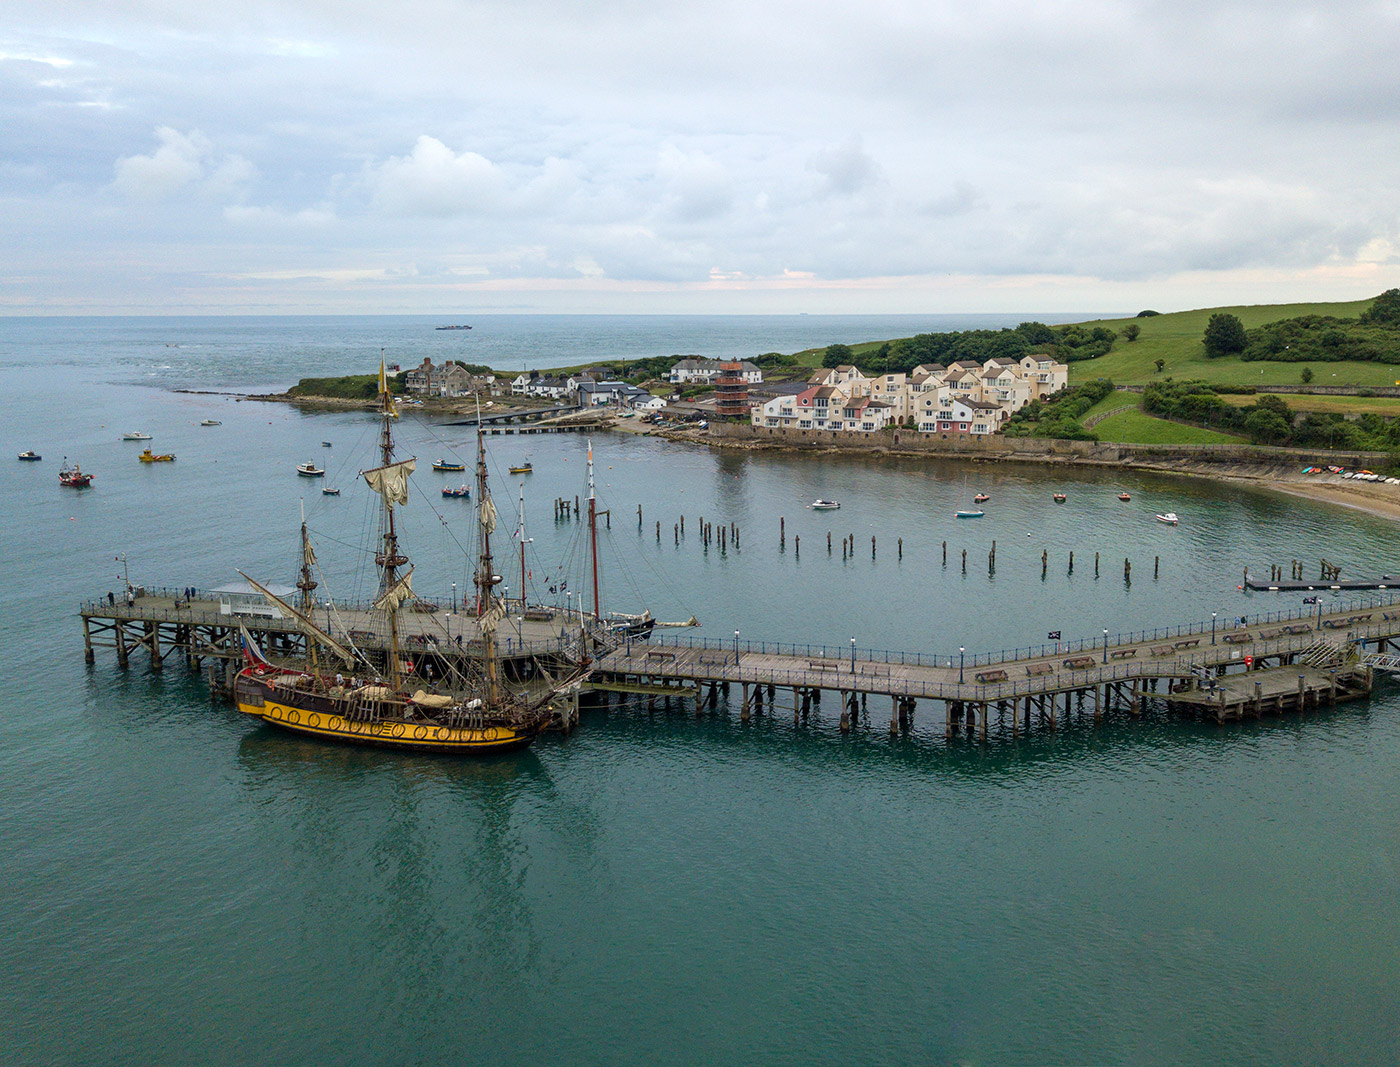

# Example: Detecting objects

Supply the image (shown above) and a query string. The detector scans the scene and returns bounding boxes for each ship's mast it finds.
[588,438,600,622]
[297,501,319,672]
[375,360,408,689]
[518,480,531,614]
[474,408,500,702]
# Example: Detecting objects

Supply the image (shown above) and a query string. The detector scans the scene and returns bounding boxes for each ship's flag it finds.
[239,624,271,668]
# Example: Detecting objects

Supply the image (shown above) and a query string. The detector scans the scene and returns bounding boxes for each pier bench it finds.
[1223,632,1253,644]
[1110,648,1137,659]
[975,669,1008,684]
[1350,614,1373,623]
[1025,662,1055,676]
[807,661,837,671]
[1322,619,1348,629]
[645,650,676,663]
[1174,638,1200,650]
[1284,624,1312,634]
[1257,628,1281,640]
[1062,655,1096,670]
[1384,613,1399,622]
[1151,644,1175,656]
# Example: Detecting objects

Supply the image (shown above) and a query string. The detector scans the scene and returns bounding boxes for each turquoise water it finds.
[4,317,1400,1065]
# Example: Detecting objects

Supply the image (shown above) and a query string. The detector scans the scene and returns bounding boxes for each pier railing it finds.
[630,592,1400,670]
[607,628,1380,705]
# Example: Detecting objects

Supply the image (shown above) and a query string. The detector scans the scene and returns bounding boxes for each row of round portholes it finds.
[276,708,502,743]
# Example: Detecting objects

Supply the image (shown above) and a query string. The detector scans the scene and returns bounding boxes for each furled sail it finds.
[479,494,498,535]
[237,570,357,665]
[302,535,317,570]
[363,458,415,506]
[379,359,399,419]
[477,600,507,636]
[372,567,415,613]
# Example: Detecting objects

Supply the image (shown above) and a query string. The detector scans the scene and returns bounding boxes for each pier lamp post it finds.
[851,636,856,671]
[734,630,740,663]
[452,582,457,613]
[1102,628,1109,664]
[959,646,965,684]
[1212,611,1217,645]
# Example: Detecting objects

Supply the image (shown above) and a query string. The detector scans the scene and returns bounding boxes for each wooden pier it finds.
[80,588,587,697]
[81,588,1399,743]
[590,600,1397,739]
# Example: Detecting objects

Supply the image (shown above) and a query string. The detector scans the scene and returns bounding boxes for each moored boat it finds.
[296,463,325,477]
[442,485,471,498]
[955,509,985,519]
[122,431,152,441]
[233,360,580,756]
[201,419,222,426]
[1118,492,1131,501]
[809,499,840,510]
[1053,493,1067,503]
[321,487,340,496]
[509,461,533,475]
[432,459,466,472]
[59,459,93,487]
[973,493,990,503]
[17,450,41,461]
[1155,512,1179,525]
[138,448,176,463]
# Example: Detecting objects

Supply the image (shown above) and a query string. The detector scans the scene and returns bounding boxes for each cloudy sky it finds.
[2,0,1398,314]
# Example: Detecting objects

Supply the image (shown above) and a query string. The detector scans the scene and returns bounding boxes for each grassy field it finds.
[786,296,1394,388]
[1090,407,1248,445]
[1067,298,1394,388]
[1081,389,1142,421]
[1214,392,1400,416]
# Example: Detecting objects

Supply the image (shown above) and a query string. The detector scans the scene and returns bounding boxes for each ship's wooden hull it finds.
[235,673,539,754]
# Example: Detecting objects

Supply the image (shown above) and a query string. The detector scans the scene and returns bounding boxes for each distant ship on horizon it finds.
[435,324,472,330]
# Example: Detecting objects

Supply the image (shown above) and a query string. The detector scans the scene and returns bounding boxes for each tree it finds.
[1203,313,1247,357]
[1136,310,1161,317]
[1123,324,1141,342]
[821,343,855,369]
[1153,358,1165,373]
[1301,366,1314,383]
[1244,408,1291,445]
[1360,288,1400,326]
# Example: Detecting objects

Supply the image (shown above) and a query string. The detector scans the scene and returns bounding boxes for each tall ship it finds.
[234,362,584,754]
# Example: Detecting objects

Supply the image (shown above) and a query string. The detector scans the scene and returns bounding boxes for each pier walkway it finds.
[592,595,1397,736]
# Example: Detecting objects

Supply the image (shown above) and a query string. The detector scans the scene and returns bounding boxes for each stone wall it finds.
[713,421,1390,471]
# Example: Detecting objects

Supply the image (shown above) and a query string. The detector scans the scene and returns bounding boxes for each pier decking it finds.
[80,588,587,695]
[82,589,1399,743]
[591,597,1397,737]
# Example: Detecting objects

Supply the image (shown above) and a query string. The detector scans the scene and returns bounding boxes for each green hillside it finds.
[1067,298,1392,387]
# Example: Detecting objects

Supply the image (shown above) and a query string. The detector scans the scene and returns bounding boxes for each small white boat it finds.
[296,462,325,477]
[955,509,985,519]
[321,487,340,496]
[809,499,841,510]
[1155,512,1179,525]
[200,419,222,426]
[122,431,152,441]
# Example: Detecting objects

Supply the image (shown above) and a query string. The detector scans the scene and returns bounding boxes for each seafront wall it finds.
[710,422,1391,473]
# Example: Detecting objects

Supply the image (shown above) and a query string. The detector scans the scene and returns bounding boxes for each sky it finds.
[2,0,1398,315]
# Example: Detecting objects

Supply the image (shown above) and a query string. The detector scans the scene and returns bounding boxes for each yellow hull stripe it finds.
[237,699,532,751]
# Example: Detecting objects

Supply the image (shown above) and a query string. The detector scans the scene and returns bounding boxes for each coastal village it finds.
[385,351,1069,438]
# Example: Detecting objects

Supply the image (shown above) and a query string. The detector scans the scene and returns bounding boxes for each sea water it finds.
[2,316,1398,1065]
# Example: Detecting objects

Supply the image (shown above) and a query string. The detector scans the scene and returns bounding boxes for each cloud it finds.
[807,139,879,197]
[113,127,208,197]
[111,127,254,201]
[368,136,507,217]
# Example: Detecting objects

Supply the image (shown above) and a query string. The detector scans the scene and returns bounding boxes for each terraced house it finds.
[751,355,1067,435]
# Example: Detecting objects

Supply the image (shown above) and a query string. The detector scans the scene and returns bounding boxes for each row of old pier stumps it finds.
[591,677,1180,739]
[600,507,1167,578]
